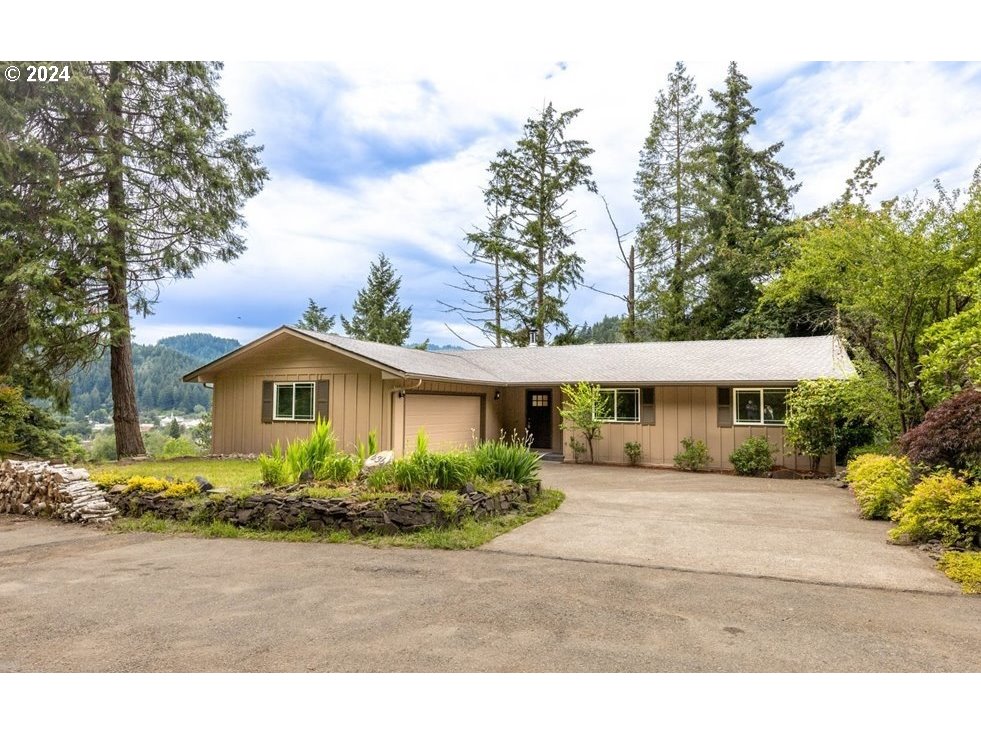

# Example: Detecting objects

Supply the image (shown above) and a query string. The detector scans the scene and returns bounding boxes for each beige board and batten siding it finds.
[210,335,386,455]
[560,384,833,474]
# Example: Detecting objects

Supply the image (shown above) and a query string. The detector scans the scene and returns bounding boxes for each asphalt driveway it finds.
[0,465,979,672]
[489,464,955,593]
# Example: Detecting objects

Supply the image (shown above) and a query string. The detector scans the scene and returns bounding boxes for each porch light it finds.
[494,390,501,400]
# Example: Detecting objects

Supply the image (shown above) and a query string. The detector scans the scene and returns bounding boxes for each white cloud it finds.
[134,59,981,347]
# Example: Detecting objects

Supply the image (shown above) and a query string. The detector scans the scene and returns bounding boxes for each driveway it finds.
[488,464,954,593]
[0,467,979,672]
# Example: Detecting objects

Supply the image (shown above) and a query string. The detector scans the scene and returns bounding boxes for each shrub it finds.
[674,437,711,472]
[845,453,914,520]
[365,464,396,491]
[284,418,339,481]
[90,470,133,489]
[159,436,200,460]
[938,551,981,594]
[472,438,539,486]
[568,437,586,463]
[0,381,67,459]
[436,491,463,517]
[159,480,202,498]
[88,431,118,462]
[729,436,775,476]
[624,442,642,465]
[258,441,289,486]
[558,382,608,463]
[316,453,359,484]
[899,388,981,473]
[890,472,981,548]
[113,475,198,497]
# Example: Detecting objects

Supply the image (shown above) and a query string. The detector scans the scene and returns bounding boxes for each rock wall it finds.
[0,460,118,524]
[106,481,542,535]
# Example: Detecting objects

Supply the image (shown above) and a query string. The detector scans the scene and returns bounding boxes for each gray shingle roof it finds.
[295,329,855,385]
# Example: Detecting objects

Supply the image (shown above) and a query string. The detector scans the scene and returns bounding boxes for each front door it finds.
[526,390,552,449]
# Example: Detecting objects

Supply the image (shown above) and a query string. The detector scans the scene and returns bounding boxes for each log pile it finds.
[0,460,118,524]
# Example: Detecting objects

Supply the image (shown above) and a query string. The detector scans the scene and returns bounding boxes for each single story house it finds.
[183,326,856,473]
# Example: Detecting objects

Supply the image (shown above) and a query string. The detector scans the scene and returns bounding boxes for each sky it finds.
[13,4,981,349]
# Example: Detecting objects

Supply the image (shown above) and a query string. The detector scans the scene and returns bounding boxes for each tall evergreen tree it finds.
[341,253,412,345]
[440,162,517,347]
[488,103,596,346]
[692,62,799,338]
[295,298,336,333]
[634,61,711,340]
[1,61,267,456]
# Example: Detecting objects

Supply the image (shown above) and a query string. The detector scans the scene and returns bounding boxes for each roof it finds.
[184,327,856,385]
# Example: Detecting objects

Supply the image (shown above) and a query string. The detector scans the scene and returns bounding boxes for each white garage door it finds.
[404,394,482,452]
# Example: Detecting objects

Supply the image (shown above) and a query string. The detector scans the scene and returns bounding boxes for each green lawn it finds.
[88,458,261,492]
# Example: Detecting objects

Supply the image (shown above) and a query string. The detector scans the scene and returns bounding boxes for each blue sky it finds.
[10,4,980,349]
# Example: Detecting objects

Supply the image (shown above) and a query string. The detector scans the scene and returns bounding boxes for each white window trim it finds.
[733,387,789,426]
[273,381,316,422]
[595,388,641,424]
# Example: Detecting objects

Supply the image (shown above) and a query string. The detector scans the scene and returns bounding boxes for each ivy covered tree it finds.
[295,298,336,333]
[634,61,711,340]
[487,103,596,345]
[341,253,412,345]
[1,61,268,457]
[692,62,799,338]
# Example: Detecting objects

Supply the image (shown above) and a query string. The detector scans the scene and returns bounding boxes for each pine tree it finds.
[488,103,596,346]
[634,61,711,340]
[341,254,412,345]
[1,61,267,456]
[692,62,799,338]
[440,161,518,347]
[295,298,336,333]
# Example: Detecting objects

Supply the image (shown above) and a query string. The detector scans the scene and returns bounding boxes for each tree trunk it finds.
[105,62,146,458]
[625,244,636,341]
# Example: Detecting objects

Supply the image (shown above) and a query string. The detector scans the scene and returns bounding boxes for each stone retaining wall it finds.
[106,481,542,535]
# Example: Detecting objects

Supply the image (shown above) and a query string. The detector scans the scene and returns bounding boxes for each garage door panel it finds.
[404,394,481,452]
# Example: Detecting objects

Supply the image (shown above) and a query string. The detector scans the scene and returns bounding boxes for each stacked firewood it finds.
[0,460,118,524]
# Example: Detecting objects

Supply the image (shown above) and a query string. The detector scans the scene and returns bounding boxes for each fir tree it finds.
[295,298,336,333]
[634,61,711,340]
[488,103,596,345]
[341,254,412,345]
[692,62,799,338]
[1,61,267,456]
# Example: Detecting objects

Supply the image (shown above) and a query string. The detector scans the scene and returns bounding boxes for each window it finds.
[596,388,640,423]
[274,382,315,421]
[733,388,789,425]
[530,393,549,407]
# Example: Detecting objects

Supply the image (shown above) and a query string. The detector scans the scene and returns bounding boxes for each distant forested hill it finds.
[157,333,241,363]
[69,333,240,418]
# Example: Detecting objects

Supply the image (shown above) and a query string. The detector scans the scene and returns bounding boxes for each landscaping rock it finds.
[361,451,395,474]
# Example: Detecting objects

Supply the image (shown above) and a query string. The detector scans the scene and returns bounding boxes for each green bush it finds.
[258,441,289,486]
[624,441,642,465]
[568,437,586,463]
[88,431,118,462]
[316,453,360,484]
[355,430,379,462]
[284,418,339,481]
[890,472,981,548]
[938,551,981,594]
[108,475,199,497]
[674,437,711,472]
[436,491,463,517]
[845,453,914,519]
[159,436,200,460]
[729,436,775,476]
[472,438,539,486]
[142,430,168,459]
[0,381,67,459]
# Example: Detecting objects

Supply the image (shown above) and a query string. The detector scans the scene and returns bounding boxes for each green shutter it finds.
[717,386,732,427]
[315,380,329,421]
[261,381,273,423]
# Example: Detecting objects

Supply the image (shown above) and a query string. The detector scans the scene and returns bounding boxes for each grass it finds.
[110,488,565,550]
[88,458,261,492]
[938,551,981,594]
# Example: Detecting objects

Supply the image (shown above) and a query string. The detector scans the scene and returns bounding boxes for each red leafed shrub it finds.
[900,388,981,472]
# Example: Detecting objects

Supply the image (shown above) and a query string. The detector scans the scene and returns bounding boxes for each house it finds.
[183,326,856,472]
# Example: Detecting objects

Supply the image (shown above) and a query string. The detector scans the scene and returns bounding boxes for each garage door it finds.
[404,394,482,452]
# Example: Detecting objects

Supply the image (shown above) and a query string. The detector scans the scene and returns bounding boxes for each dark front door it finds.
[526,390,552,449]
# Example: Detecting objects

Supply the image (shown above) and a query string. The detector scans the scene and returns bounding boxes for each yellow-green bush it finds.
[938,551,981,594]
[93,473,199,498]
[890,472,981,547]
[845,453,913,519]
